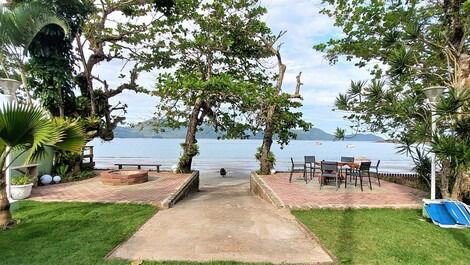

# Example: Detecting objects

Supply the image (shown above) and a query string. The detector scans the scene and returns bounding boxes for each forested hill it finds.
[114,125,383,141]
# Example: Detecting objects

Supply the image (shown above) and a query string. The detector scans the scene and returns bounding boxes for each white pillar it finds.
[430,112,436,200]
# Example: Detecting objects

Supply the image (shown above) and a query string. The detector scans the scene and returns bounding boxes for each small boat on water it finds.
[346,144,355,148]
[315,142,323,145]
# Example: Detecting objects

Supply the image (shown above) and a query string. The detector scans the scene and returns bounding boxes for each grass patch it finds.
[0,201,266,265]
[293,208,470,265]
[1,201,155,265]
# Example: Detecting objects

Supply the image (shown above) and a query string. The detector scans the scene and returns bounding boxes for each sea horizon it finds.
[89,138,415,174]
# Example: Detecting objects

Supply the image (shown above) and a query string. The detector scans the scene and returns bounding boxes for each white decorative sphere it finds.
[171,164,178,173]
[53,176,61,183]
[40,175,52,185]
[270,169,276,175]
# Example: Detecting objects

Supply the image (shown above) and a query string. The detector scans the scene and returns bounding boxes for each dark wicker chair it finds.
[320,161,341,190]
[304,156,320,180]
[370,160,381,186]
[352,161,373,191]
[340,156,354,181]
[289,158,307,183]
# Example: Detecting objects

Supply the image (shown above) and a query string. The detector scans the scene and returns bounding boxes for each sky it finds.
[0,0,372,134]
[103,0,372,134]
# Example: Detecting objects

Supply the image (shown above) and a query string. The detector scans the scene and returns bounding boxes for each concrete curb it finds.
[160,171,199,209]
[250,172,285,208]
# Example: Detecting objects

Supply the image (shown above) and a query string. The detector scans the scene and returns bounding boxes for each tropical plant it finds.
[315,0,470,199]
[0,1,69,105]
[0,104,86,229]
[10,175,33,185]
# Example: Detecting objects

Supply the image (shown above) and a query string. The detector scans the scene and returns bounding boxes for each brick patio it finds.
[29,171,193,207]
[256,173,427,209]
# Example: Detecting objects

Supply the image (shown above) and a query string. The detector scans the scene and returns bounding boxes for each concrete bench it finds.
[114,163,161,172]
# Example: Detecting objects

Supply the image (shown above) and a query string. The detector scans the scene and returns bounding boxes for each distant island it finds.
[114,125,383,141]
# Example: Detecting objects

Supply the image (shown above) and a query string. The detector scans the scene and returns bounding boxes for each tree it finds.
[75,0,193,140]
[256,31,312,174]
[315,0,469,199]
[0,104,86,229]
[0,1,70,105]
[14,0,95,119]
[153,0,274,173]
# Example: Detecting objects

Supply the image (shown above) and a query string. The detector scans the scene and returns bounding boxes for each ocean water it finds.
[88,138,415,174]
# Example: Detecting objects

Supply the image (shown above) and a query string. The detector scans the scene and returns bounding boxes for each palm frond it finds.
[52,118,86,153]
[0,2,70,51]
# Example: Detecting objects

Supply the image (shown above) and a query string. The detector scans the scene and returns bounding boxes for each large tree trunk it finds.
[178,99,203,173]
[259,107,275,174]
[259,48,287,174]
[0,171,14,229]
[450,170,469,200]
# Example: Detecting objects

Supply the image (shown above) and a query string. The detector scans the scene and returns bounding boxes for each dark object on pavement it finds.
[220,168,226,177]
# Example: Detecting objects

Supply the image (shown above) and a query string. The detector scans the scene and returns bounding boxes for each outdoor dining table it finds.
[314,161,360,168]
[314,161,363,185]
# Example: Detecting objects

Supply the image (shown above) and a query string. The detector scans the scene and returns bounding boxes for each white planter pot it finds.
[10,183,33,200]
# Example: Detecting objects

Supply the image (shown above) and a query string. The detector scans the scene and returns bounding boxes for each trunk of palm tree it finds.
[19,69,33,106]
[0,171,14,228]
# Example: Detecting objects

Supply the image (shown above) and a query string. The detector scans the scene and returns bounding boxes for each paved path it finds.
[260,173,426,209]
[108,172,334,264]
[30,172,192,207]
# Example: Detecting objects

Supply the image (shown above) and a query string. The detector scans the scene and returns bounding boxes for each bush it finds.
[11,175,33,185]
[61,170,96,183]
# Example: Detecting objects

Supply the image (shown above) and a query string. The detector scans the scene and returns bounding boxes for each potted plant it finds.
[10,175,34,200]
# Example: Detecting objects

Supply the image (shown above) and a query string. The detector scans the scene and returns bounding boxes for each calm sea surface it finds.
[89,138,415,174]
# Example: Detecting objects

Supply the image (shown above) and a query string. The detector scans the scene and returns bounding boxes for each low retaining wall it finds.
[250,172,284,208]
[161,171,199,209]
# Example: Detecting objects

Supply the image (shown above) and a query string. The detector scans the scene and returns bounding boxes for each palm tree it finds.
[0,104,85,229]
[0,2,69,105]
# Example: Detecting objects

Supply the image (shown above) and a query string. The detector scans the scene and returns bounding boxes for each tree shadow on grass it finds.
[336,190,357,264]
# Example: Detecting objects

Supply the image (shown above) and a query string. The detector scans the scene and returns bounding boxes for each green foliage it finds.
[154,0,275,172]
[0,103,86,168]
[0,1,70,50]
[61,169,96,183]
[55,164,69,177]
[255,147,275,167]
[316,0,470,198]
[10,175,33,185]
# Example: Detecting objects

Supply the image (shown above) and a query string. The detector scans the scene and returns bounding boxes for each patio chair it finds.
[352,161,372,191]
[370,160,381,186]
[304,156,320,180]
[289,158,307,183]
[320,161,341,190]
[340,156,354,181]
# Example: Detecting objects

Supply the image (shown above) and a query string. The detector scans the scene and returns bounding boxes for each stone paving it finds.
[108,172,335,264]
[259,173,427,209]
[29,171,192,207]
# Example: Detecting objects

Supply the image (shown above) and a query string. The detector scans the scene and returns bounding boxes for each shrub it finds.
[11,175,33,185]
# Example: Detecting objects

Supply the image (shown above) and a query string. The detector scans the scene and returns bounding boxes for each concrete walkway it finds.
[108,171,334,264]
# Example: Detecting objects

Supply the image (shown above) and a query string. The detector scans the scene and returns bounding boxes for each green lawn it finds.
[0,201,261,265]
[293,208,470,265]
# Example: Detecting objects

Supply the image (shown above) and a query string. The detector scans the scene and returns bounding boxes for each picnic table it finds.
[114,163,161,172]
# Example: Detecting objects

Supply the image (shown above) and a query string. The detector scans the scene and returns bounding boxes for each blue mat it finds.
[425,203,457,226]
[424,200,470,228]
[444,201,470,226]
